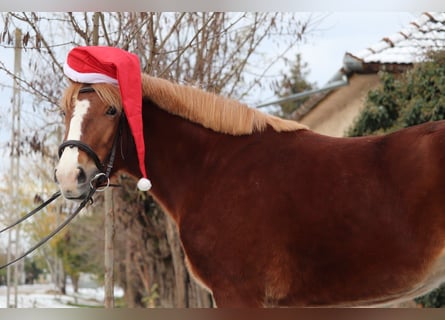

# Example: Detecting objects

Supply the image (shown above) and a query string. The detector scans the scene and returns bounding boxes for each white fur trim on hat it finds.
[63,62,119,85]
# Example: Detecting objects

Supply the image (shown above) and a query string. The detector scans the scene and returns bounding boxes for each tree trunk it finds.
[60,271,66,295]
[124,236,137,307]
[115,178,213,307]
[165,216,187,307]
[71,274,80,293]
[164,213,214,307]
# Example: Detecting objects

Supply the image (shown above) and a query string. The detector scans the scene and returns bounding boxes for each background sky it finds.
[249,12,416,106]
[288,12,416,87]
[0,11,425,176]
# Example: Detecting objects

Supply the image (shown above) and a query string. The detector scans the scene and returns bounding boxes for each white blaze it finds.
[57,99,90,183]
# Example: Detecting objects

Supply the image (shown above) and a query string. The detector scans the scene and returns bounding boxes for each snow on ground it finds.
[0,283,124,308]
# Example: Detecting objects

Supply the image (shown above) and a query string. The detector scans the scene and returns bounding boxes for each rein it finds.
[0,190,61,234]
[0,86,122,270]
[0,188,94,270]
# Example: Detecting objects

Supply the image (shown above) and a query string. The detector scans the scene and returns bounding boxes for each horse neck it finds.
[122,102,230,222]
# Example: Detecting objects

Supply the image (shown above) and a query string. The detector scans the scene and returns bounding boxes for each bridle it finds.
[58,133,119,191]
[0,86,122,270]
[58,86,122,190]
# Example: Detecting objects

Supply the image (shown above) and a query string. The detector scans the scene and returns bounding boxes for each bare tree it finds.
[0,12,314,307]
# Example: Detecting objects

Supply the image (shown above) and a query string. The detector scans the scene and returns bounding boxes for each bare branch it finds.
[158,13,215,79]
[0,60,59,106]
[99,13,112,46]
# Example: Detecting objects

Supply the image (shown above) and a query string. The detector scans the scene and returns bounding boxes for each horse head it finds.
[55,83,122,200]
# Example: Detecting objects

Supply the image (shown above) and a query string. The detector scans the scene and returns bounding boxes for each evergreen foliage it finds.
[415,283,445,308]
[348,51,445,137]
[54,213,104,292]
[24,257,45,284]
[348,50,445,307]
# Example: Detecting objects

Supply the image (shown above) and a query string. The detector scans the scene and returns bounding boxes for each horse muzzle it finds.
[55,140,103,200]
[54,164,98,201]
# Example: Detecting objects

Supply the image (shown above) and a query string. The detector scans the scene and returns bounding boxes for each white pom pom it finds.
[137,178,152,191]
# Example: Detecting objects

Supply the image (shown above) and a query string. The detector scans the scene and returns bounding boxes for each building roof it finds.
[344,12,445,74]
[293,12,445,121]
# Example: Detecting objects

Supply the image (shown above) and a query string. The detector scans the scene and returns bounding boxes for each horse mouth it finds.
[59,184,91,201]
[64,194,89,201]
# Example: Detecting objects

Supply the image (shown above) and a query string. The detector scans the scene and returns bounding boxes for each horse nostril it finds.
[54,169,58,184]
[77,167,87,184]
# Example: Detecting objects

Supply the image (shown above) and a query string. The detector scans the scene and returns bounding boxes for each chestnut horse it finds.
[55,74,445,307]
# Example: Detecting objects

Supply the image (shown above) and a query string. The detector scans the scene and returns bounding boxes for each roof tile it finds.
[346,12,445,68]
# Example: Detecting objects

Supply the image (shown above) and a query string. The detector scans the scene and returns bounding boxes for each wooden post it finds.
[104,187,115,308]
[90,11,115,308]
[6,27,22,308]
[92,12,100,46]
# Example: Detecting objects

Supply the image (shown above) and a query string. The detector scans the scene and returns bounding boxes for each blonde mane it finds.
[61,82,122,114]
[141,74,307,135]
[62,75,307,136]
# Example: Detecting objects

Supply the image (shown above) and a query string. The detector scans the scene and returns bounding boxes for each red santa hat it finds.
[64,46,151,191]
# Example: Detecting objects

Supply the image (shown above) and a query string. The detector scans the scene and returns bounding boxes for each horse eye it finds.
[106,106,117,116]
